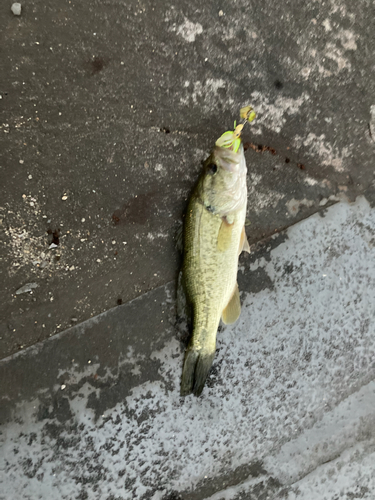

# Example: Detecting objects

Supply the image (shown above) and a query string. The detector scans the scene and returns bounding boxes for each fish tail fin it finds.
[180,345,216,397]
[193,350,216,396]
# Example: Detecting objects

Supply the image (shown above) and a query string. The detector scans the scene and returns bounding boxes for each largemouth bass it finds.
[180,130,250,396]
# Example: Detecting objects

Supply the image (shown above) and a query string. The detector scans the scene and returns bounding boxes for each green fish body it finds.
[180,143,250,396]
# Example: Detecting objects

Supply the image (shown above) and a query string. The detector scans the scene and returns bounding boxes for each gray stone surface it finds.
[1,0,375,358]
[1,197,374,499]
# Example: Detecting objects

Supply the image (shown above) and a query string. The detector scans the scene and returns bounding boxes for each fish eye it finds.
[207,163,217,174]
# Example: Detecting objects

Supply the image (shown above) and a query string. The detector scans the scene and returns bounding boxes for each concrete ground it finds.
[1,0,375,498]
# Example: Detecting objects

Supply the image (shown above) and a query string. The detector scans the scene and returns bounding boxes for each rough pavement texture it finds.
[1,0,375,357]
[1,197,375,499]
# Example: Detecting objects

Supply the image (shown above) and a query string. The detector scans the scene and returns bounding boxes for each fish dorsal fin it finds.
[222,283,241,325]
[217,217,234,252]
[239,226,250,255]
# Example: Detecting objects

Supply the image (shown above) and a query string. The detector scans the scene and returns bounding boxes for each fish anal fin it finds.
[239,226,250,255]
[217,218,234,252]
[222,283,241,325]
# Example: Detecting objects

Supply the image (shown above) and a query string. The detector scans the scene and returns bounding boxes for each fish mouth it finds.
[213,144,245,173]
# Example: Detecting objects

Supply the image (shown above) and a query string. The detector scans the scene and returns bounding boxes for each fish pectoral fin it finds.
[239,226,250,255]
[217,217,234,252]
[222,283,241,325]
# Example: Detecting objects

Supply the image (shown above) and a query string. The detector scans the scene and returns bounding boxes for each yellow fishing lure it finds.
[215,105,257,152]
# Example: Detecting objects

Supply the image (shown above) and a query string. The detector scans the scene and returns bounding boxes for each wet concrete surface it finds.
[1,0,375,357]
[1,197,375,499]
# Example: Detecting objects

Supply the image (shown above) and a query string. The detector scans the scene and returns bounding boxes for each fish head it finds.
[199,144,247,216]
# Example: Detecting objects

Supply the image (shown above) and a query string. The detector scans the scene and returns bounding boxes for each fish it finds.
[180,128,250,396]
